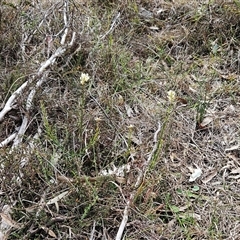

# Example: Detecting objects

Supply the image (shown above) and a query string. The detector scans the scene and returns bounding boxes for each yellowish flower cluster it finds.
[80,73,90,85]
[167,90,176,103]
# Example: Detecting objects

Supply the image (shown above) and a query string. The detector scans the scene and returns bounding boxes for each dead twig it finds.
[0,0,77,149]
[115,122,162,240]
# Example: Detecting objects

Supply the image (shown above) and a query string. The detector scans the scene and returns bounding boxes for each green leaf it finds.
[169,205,180,213]
[191,185,200,192]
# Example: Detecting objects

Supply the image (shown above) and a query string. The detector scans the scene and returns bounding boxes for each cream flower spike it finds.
[80,73,90,85]
[167,90,176,103]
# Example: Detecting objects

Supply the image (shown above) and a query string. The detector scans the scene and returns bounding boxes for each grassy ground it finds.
[0,0,240,239]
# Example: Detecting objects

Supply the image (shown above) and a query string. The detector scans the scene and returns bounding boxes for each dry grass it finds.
[0,0,240,239]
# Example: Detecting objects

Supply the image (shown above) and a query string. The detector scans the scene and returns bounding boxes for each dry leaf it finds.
[115,176,126,184]
[189,86,197,93]
[200,116,213,127]
[57,175,74,183]
[202,170,217,184]
[125,104,134,117]
[225,145,240,151]
[223,105,235,114]
[117,94,124,105]
[228,175,240,179]
[226,153,238,162]
[231,168,240,174]
[179,203,192,212]
[47,191,69,213]
[25,205,38,213]
[0,213,20,229]
[220,73,238,80]
[149,26,159,30]
[220,164,232,171]
[0,204,21,239]
[177,97,188,104]
[139,7,153,19]
[41,226,57,238]
[47,191,69,205]
[129,135,142,145]
[179,213,201,221]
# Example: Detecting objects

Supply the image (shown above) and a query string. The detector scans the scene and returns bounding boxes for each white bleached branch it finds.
[100,12,120,39]
[116,122,162,240]
[115,169,143,240]
[147,122,162,165]
[60,0,69,45]
[0,0,75,149]
[0,133,17,148]
[0,80,31,122]
[0,45,65,124]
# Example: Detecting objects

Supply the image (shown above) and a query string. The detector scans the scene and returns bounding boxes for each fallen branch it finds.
[0,133,17,148]
[100,12,121,39]
[0,80,31,122]
[0,0,77,149]
[115,122,162,240]
[115,169,143,240]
